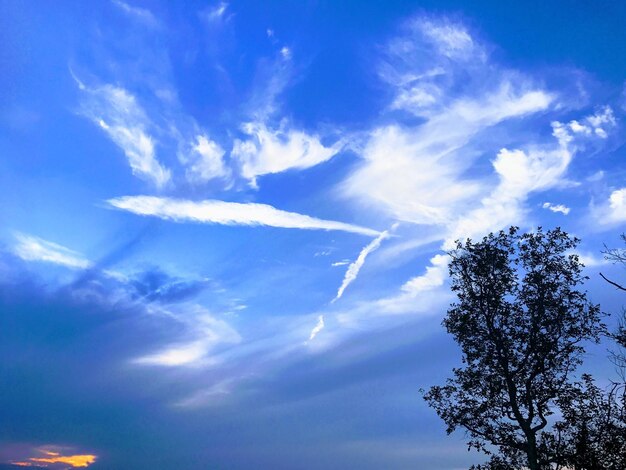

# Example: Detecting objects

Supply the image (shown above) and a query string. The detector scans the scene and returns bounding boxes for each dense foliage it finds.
[423,227,617,469]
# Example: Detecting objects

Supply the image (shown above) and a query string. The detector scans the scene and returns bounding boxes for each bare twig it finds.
[599,273,626,292]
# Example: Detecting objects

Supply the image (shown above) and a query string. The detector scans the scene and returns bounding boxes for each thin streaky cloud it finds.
[112,0,160,28]
[108,196,381,236]
[344,14,555,229]
[308,315,325,341]
[332,224,397,303]
[77,83,171,188]
[174,378,236,408]
[385,107,616,319]
[133,306,241,367]
[203,2,229,22]
[4,6,626,468]
[347,105,618,322]
[13,234,91,270]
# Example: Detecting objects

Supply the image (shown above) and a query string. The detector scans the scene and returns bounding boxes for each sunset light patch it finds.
[8,447,97,469]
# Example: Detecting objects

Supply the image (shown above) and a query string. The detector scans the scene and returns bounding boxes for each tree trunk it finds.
[527,433,539,470]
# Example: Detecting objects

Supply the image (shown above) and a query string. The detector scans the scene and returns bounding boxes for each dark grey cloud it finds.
[128,267,212,304]
[0,252,478,469]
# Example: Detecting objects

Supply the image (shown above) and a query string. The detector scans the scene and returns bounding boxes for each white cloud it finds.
[553,106,615,142]
[593,188,626,226]
[359,253,451,316]
[587,170,605,182]
[399,254,449,295]
[609,189,626,214]
[542,202,570,215]
[418,19,480,59]
[493,146,569,194]
[405,109,611,314]
[443,105,617,250]
[223,38,343,188]
[335,16,568,323]
[345,14,556,226]
[108,195,381,236]
[577,252,609,268]
[342,87,551,225]
[13,234,91,269]
[112,0,160,27]
[174,378,235,408]
[232,122,342,187]
[79,84,171,187]
[333,253,454,326]
[380,17,486,117]
[135,340,209,367]
[314,249,333,257]
[308,315,325,341]
[367,15,554,229]
[445,138,572,249]
[280,46,292,60]
[329,15,624,332]
[179,134,230,183]
[586,106,616,136]
[204,2,228,21]
[134,307,240,367]
[331,260,350,267]
[332,225,396,302]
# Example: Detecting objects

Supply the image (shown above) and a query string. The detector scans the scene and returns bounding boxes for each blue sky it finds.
[1,1,626,468]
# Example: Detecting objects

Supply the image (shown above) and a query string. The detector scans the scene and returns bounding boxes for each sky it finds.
[1,0,626,468]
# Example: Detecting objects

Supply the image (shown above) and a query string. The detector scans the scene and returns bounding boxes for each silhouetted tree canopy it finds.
[423,227,607,470]
[601,233,626,377]
[551,374,625,469]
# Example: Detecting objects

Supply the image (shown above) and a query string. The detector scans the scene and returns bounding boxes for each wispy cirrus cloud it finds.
[111,0,160,28]
[341,16,557,229]
[13,234,91,270]
[334,17,620,326]
[448,106,616,243]
[108,195,380,236]
[75,21,341,192]
[77,83,171,188]
[371,253,451,315]
[231,45,343,187]
[308,315,325,341]
[232,122,343,187]
[133,305,240,367]
[178,134,231,184]
[343,85,553,225]
[333,225,397,303]
[200,1,230,23]
[376,106,617,319]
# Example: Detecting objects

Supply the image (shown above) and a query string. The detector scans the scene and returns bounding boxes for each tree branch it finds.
[599,272,626,292]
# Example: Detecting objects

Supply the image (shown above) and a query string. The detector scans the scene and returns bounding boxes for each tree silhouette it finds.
[423,227,605,469]
[601,233,626,378]
[551,374,626,469]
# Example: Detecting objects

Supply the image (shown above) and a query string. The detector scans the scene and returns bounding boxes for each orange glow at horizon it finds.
[29,454,97,468]
[10,451,97,468]
[41,451,60,457]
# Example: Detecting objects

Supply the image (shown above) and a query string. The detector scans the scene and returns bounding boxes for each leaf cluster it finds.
[424,227,606,468]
